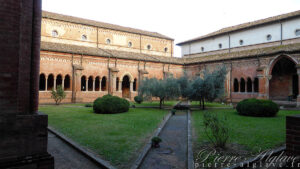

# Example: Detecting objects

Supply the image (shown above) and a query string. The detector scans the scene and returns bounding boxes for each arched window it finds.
[106,38,111,44]
[47,74,54,91]
[164,47,168,52]
[133,78,137,91]
[295,29,300,36]
[147,44,151,50]
[218,43,222,49]
[128,42,132,47]
[201,47,204,52]
[116,77,119,91]
[233,78,239,92]
[56,74,62,89]
[239,39,244,45]
[101,76,107,91]
[39,74,46,91]
[240,78,245,92]
[254,78,259,92]
[88,76,93,91]
[95,76,100,91]
[81,76,86,91]
[247,78,252,92]
[266,34,272,41]
[64,75,71,91]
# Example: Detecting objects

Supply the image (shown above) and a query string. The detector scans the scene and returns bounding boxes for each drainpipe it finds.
[230,61,233,104]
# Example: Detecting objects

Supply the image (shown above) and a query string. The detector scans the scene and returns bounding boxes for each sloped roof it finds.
[42,11,173,40]
[184,42,300,64]
[177,10,300,45]
[40,42,182,64]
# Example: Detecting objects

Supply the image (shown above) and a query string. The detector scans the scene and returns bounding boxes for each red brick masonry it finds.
[286,115,300,156]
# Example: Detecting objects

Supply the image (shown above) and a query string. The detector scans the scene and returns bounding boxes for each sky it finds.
[42,0,300,57]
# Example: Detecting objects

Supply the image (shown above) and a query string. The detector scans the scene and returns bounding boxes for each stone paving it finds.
[139,110,188,169]
[48,132,103,169]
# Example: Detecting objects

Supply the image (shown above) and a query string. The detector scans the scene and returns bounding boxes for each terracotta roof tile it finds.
[40,42,182,64]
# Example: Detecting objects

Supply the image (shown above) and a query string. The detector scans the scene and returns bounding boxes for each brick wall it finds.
[286,115,300,156]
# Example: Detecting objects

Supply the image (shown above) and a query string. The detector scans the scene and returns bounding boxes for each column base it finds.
[296,95,300,107]
[0,153,54,169]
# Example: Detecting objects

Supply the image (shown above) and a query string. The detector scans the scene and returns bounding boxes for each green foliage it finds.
[139,77,180,109]
[188,66,227,109]
[93,94,130,114]
[85,103,93,107]
[51,85,66,105]
[236,98,279,117]
[203,112,229,148]
[134,96,143,104]
[151,136,162,144]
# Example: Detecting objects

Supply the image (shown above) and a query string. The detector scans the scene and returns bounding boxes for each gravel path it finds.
[48,132,103,169]
[139,110,188,169]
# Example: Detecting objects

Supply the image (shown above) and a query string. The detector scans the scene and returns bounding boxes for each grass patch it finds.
[192,109,300,153]
[39,105,167,169]
[190,101,231,108]
[132,100,178,107]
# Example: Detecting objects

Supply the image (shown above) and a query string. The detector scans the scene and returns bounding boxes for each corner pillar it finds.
[296,65,300,107]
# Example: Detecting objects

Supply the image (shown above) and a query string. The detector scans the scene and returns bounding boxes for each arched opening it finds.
[240,78,245,92]
[247,77,252,93]
[101,76,107,91]
[39,74,46,91]
[116,77,119,91]
[254,78,259,92]
[233,78,239,92]
[269,57,298,100]
[81,76,86,91]
[47,74,54,91]
[95,76,100,91]
[56,74,62,89]
[88,76,93,91]
[133,78,137,91]
[122,75,130,98]
[64,75,71,91]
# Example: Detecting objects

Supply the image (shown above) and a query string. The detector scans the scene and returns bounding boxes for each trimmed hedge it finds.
[236,98,279,117]
[134,96,143,104]
[93,94,130,114]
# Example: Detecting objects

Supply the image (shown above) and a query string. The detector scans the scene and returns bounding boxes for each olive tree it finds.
[139,77,181,109]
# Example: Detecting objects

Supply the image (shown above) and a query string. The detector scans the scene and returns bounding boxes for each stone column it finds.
[93,78,95,91]
[252,81,255,93]
[0,0,54,168]
[54,77,57,91]
[296,65,300,107]
[119,80,122,91]
[99,79,102,91]
[85,79,88,91]
[62,78,65,90]
[256,67,269,99]
[130,81,134,92]
[45,77,48,91]
[112,76,117,92]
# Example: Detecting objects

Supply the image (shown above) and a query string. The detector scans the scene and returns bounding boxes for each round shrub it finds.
[134,96,143,104]
[236,98,279,117]
[93,94,130,114]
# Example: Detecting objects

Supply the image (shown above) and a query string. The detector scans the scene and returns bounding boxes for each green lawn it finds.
[131,100,179,107]
[192,109,300,153]
[190,101,232,108]
[40,105,168,169]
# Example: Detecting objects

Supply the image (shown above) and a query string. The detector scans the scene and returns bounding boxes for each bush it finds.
[93,94,130,114]
[203,112,229,148]
[85,103,93,107]
[236,98,279,117]
[134,96,143,104]
[51,85,66,105]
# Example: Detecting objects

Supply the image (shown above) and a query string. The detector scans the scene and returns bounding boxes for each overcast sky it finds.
[42,0,300,57]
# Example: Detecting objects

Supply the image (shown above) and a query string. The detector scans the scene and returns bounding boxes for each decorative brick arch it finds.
[120,72,134,82]
[267,54,298,76]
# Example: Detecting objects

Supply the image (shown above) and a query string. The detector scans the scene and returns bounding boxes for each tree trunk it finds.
[159,98,164,109]
[202,97,205,110]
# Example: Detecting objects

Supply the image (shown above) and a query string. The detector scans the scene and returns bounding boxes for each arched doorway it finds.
[122,75,130,98]
[269,56,298,100]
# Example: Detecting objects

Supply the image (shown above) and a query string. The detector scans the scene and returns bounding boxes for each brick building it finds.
[39,10,300,106]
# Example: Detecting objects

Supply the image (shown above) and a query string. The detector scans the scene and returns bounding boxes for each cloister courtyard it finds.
[39,100,300,169]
